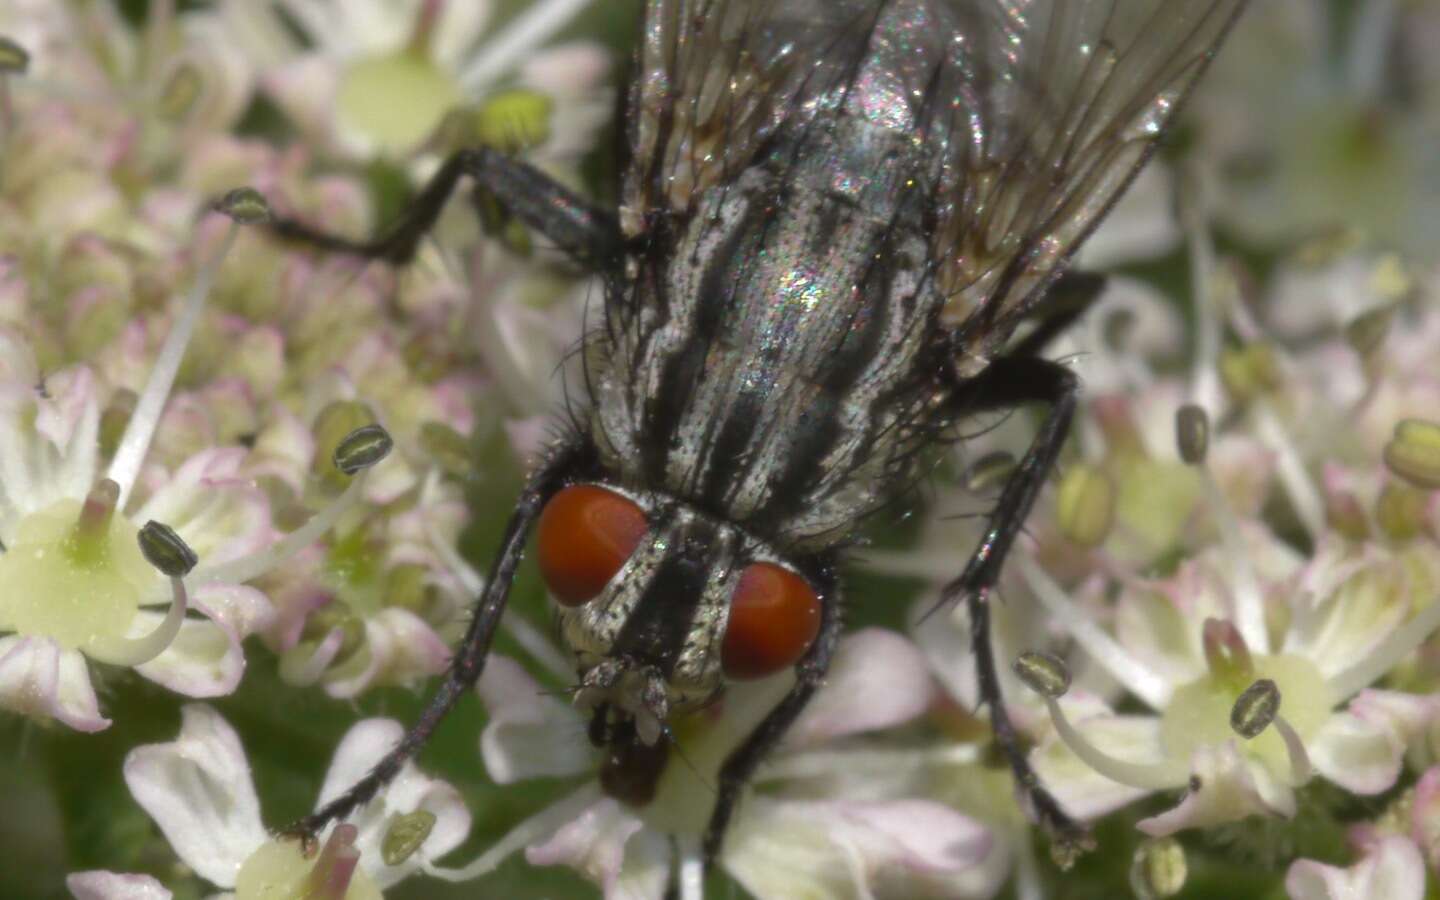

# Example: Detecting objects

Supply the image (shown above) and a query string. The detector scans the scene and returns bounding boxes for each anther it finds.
[138,521,198,577]
[1014,650,1071,699]
[214,187,273,225]
[334,424,394,475]
[1383,419,1440,491]
[382,810,437,866]
[1175,404,1209,465]
[1230,678,1280,739]
[0,35,28,73]
[1130,837,1187,899]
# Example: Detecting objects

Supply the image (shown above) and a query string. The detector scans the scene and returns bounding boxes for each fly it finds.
[273,0,1249,865]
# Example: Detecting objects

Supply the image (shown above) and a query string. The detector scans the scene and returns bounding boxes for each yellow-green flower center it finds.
[1160,653,1334,779]
[0,498,158,651]
[336,51,465,154]
[233,839,383,900]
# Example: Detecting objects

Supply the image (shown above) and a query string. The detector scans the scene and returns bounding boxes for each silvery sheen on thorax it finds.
[268,0,1249,868]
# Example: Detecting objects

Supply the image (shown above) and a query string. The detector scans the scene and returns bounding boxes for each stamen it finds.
[1272,715,1313,785]
[755,744,985,785]
[1017,554,1171,709]
[1179,163,1223,416]
[85,522,195,666]
[425,783,601,882]
[383,810,437,866]
[194,425,391,585]
[1174,404,1209,465]
[278,627,347,686]
[1325,595,1440,700]
[1014,650,1072,699]
[1043,695,1189,791]
[1253,400,1326,542]
[106,213,243,506]
[459,0,594,92]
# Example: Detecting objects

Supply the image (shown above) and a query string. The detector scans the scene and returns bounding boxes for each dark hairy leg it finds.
[1008,270,1106,359]
[701,561,843,865]
[286,438,590,839]
[269,146,623,269]
[942,355,1090,854]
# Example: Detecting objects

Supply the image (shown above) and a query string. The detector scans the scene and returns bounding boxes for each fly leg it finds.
[284,436,592,841]
[268,147,623,269]
[1007,271,1105,359]
[701,562,843,865]
[942,355,1090,854]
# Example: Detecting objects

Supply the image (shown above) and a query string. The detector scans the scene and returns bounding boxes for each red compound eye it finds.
[721,562,822,680]
[537,485,648,607]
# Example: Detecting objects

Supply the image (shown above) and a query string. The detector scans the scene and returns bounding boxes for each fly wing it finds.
[622,0,876,235]
[926,1,1247,363]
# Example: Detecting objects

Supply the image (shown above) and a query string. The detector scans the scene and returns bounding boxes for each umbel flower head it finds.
[0,193,396,731]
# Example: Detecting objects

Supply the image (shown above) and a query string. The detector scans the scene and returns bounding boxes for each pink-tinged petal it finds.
[1349,690,1440,753]
[34,366,102,505]
[519,42,612,96]
[1138,742,1293,837]
[261,55,341,150]
[787,628,935,746]
[503,416,551,461]
[724,797,996,900]
[1308,710,1404,796]
[322,609,450,699]
[0,637,110,731]
[478,656,592,783]
[1076,164,1178,268]
[1285,836,1426,900]
[1409,767,1440,871]
[123,705,267,888]
[133,584,273,697]
[1030,708,1162,820]
[132,449,275,566]
[66,870,172,900]
[524,797,667,900]
[246,407,314,491]
[316,718,471,888]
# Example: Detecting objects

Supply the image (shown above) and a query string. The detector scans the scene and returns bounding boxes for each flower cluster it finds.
[0,2,1436,900]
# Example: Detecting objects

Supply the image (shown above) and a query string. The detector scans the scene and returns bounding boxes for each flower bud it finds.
[1055,465,1115,547]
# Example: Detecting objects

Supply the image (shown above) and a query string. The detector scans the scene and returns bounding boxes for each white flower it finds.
[1022,528,1440,836]
[433,629,1002,899]
[219,0,610,162]
[66,704,470,899]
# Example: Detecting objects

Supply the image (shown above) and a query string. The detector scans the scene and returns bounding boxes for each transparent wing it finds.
[926,1,1247,361]
[623,0,1247,356]
[622,0,877,233]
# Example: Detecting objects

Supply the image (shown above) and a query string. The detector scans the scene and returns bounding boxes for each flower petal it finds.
[1308,708,1405,796]
[1285,836,1425,900]
[724,797,996,900]
[133,584,272,697]
[123,704,267,888]
[1138,741,1294,836]
[66,871,172,900]
[787,628,935,746]
[0,636,110,731]
[316,718,471,888]
[524,797,667,900]
[1030,706,1163,820]
[321,608,449,699]
[477,655,592,783]
[132,449,275,567]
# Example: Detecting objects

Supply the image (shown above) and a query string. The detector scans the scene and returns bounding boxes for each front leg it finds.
[943,356,1089,853]
[270,147,623,269]
[702,560,843,864]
